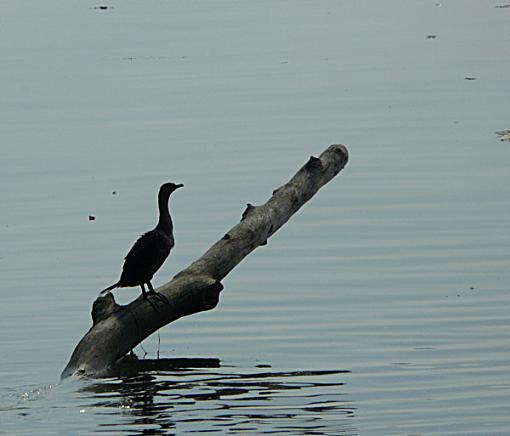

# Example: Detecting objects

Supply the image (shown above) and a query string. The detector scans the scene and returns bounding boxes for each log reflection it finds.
[78,359,356,435]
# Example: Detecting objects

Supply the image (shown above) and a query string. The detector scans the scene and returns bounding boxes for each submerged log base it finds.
[62,144,348,379]
[112,356,221,375]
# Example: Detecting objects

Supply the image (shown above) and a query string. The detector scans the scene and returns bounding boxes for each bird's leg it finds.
[141,283,159,311]
[140,283,148,299]
[147,281,169,304]
[146,281,156,295]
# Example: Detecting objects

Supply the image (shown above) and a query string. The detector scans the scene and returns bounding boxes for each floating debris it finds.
[464,76,477,81]
[496,130,510,142]
[88,215,96,221]
[93,5,110,10]
[112,191,116,195]
[495,4,510,8]
[427,35,437,39]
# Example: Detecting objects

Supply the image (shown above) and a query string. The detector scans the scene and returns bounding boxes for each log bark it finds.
[61,144,348,379]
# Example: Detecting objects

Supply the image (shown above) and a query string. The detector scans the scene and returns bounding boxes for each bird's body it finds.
[116,229,173,287]
[101,182,183,303]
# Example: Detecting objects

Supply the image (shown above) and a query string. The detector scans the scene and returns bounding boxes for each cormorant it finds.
[100,182,183,305]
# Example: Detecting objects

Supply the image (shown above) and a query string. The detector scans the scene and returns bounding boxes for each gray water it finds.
[1,1,510,434]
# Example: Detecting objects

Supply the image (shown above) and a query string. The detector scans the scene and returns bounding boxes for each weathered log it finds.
[61,144,348,379]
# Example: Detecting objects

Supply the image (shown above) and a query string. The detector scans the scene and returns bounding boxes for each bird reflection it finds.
[77,358,357,435]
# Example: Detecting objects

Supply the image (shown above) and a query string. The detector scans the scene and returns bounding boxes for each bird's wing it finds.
[121,230,172,283]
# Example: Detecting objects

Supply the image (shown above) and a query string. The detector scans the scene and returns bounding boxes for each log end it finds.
[326,144,349,167]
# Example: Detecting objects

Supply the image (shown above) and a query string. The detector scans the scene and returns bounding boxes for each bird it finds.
[100,182,183,305]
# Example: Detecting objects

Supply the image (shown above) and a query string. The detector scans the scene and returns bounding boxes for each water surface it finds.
[1,1,510,434]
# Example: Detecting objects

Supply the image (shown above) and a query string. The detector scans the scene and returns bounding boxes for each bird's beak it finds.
[176,183,184,189]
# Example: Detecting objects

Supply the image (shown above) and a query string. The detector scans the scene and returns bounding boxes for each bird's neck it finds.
[156,193,173,235]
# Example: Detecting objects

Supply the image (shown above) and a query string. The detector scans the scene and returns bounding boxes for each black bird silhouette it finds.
[100,182,183,305]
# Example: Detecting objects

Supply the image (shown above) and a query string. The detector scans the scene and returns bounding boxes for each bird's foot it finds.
[143,292,169,310]
[143,293,162,311]
[148,290,169,305]
[156,292,169,304]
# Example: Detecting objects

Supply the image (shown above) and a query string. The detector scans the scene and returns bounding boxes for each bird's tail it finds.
[100,282,119,295]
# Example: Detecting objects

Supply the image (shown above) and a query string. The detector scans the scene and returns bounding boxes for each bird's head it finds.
[160,182,184,197]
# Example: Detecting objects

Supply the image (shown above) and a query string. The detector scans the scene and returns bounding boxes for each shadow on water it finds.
[78,358,357,435]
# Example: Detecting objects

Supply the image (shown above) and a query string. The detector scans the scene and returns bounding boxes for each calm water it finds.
[1,1,510,434]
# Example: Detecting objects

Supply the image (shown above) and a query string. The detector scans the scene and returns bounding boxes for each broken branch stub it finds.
[61,144,348,378]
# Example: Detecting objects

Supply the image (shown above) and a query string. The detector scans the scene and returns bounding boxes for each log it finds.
[61,144,349,379]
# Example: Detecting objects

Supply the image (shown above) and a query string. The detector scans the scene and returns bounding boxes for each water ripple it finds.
[75,362,355,435]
